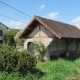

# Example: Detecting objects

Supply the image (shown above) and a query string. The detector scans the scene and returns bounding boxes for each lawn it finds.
[0,55,80,80]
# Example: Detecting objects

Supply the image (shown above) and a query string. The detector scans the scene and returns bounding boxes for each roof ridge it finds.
[36,15,77,28]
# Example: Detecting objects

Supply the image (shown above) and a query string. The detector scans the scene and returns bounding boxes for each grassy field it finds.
[0,55,80,80]
[36,55,80,80]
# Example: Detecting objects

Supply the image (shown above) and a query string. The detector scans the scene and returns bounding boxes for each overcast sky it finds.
[0,0,80,29]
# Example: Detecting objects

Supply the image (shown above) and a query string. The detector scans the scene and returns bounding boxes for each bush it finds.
[0,71,39,80]
[0,44,37,72]
[15,38,24,46]
[32,41,47,60]
[16,50,37,71]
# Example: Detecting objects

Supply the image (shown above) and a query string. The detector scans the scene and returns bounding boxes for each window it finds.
[0,30,2,36]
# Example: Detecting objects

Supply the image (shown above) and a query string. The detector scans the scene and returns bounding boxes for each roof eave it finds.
[18,15,62,39]
[18,16,36,38]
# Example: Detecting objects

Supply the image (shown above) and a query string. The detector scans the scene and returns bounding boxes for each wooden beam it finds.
[66,39,68,53]
[39,24,41,38]
[68,39,73,46]
[25,23,39,38]
[76,39,79,55]
[26,36,60,38]
[27,28,32,30]
[65,39,74,57]
[65,39,70,57]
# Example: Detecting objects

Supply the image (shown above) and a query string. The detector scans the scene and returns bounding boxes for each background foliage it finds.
[14,30,24,46]
[6,29,24,46]
[6,29,19,46]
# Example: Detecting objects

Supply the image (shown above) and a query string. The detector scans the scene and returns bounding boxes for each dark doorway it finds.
[27,42,34,54]
[0,40,3,44]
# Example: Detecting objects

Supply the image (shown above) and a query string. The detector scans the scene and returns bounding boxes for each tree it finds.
[6,29,19,47]
[14,30,24,46]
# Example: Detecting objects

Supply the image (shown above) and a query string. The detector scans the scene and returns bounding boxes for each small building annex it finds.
[18,15,80,60]
[0,22,9,44]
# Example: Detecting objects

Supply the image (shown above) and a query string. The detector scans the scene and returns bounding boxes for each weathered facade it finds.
[0,22,9,43]
[24,24,53,59]
[18,16,80,59]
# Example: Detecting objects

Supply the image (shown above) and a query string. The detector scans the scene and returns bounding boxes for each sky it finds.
[0,0,80,29]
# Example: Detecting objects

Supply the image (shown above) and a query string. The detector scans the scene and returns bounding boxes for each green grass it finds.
[36,59,78,80]
[0,55,80,80]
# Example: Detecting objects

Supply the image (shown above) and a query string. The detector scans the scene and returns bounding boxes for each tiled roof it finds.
[18,16,80,39]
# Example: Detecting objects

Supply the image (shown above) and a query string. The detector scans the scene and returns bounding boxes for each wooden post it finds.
[66,39,69,57]
[48,44,50,60]
[66,39,68,52]
[39,24,41,37]
[76,39,79,55]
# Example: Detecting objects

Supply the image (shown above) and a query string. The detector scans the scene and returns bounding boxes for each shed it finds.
[18,16,80,59]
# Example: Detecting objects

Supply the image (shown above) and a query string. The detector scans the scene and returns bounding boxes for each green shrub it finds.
[0,71,39,80]
[16,50,37,71]
[0,44,37,72]
[15,38,24,46]
[32,41,47,60]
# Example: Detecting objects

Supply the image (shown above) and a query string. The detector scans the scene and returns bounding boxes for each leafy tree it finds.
[15,38,24,46]
[6,29,19,47]
[14,30,24,46]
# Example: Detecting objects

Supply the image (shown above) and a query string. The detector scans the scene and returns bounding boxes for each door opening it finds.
[27,42,34,54]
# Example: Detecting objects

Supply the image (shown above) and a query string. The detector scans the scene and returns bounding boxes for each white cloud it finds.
[72,16,80,29]
[72,16,80,23]
[44,12,59,19]
[9,21,25,29]
[39,4,45,9]
[9,21,23,26]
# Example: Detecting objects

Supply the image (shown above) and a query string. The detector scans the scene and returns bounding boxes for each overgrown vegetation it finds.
[0,43,80,79]
[0,44,37,73]
[0,56,80,80]
[36,59,78,80]
[14,30,24,46]
[15,38,24,46]
[6,29,19,46]
[32,41,47,60]
[6,29,24,47]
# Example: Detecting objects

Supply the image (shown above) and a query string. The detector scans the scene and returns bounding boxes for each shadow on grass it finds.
[19,68,45,79]
[31,68,45,78]
[62,54,80,61]
[50,54,80,61]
